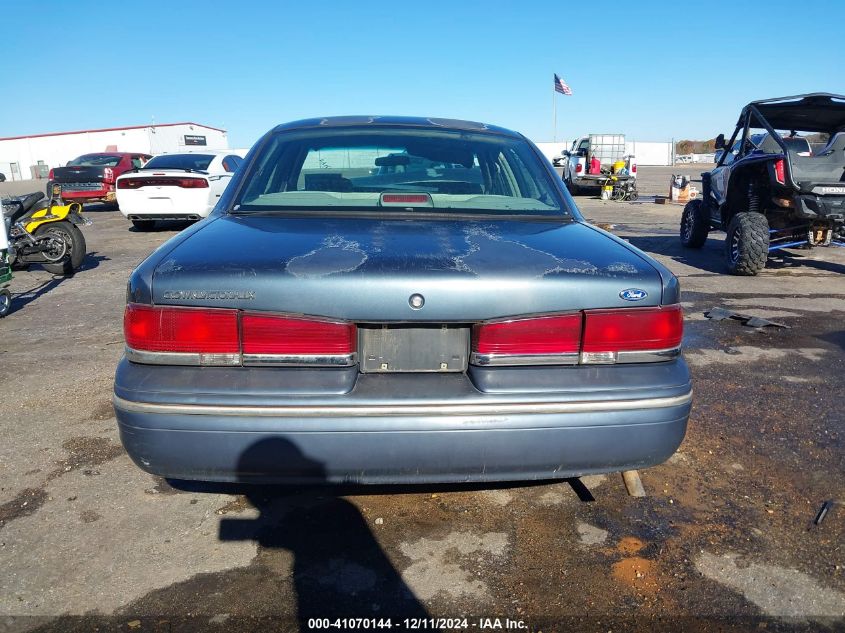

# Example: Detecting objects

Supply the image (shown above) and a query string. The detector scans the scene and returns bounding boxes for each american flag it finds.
[554,73,572,96]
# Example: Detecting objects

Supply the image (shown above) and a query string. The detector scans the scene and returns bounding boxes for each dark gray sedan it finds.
[113,116,691,484]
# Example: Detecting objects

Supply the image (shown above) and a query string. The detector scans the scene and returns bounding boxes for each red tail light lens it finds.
[471,306,683,366]
[242,314,356,355]
[582,305,683,353]
[124,304,356,366]
[774,159,785,184]
[48,168,54,180]
[575,163,583,174]
[631,163,637,174]
[117,177,209,189]
[124,304,239,354]
[472,314,582,356]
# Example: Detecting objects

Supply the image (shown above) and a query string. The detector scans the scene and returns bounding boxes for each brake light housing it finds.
[575,162,583,174]
[117,177,209,189]
[471,305,683,366]
[102,167,115,183]
[124,304,356,366]
[774,159,786,185]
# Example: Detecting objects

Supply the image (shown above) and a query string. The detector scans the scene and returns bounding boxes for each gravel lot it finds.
[1,168,843,632]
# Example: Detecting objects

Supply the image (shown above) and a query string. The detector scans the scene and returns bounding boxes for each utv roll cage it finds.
[715,93,845,187]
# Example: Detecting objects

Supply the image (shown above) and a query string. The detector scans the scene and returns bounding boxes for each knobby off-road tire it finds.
[725,212,769,276]
[680,199,709,248]
[37,221,87,275]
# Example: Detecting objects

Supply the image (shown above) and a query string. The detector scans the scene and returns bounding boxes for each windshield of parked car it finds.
[233,128,565,216]
[67,154,123,167]
[143,154,215,171]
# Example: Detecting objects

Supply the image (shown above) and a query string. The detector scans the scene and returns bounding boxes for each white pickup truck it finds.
[556,134,636,194]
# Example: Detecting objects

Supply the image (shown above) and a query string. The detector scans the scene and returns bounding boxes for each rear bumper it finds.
[113,358,692,484]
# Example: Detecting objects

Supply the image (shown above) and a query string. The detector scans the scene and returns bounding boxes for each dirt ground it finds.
[0,168,843,632]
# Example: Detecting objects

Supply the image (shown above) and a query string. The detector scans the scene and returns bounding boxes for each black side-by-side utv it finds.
[680,93,845,275]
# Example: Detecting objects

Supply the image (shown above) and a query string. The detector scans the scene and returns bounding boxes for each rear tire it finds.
[37,222,86,275]
[680,199,709,248]
[725,212,769,276]
[0,289,11,317]
[132,219,156,231]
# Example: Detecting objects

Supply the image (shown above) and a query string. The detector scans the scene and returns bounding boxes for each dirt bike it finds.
[1,184,90,275]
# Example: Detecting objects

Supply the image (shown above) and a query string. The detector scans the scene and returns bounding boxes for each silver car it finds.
[113,116,691,484]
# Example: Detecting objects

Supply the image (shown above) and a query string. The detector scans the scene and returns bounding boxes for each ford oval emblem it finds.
[620,288,648,301]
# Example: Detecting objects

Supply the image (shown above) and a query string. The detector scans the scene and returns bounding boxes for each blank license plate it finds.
[359,324,469,373]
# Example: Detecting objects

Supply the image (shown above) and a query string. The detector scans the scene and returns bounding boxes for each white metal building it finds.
[0,122,229,181]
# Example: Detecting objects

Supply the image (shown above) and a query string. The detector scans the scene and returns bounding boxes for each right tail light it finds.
[471,305,682,366]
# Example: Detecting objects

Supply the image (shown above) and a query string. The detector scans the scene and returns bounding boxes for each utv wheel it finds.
[132,219,156,231]
[680,199,709,248]
[36,221,87,275]
[0,289,11,317]
[725,212,769,276]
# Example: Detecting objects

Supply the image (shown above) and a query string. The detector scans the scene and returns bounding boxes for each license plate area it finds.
[359,324,469,373]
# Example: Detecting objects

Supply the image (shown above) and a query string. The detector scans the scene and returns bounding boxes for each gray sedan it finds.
[113,116,691,484]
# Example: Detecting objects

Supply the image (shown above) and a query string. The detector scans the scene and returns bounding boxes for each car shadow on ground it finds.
[166,439,601,627]
[177,438,431,626]
[624,235,728,274]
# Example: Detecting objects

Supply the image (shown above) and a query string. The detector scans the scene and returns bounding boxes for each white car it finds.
[116,151,245,230]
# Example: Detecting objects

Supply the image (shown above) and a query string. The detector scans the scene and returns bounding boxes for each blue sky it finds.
[3,0,844,147]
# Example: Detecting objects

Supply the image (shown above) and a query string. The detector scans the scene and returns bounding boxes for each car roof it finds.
[743,93,845,133]
[270,115,522,139]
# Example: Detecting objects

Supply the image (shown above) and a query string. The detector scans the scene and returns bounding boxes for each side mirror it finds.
[562,150,570,157]
[714,134,726,150]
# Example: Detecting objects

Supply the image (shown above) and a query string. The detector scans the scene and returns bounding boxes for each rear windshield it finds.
[67,154,123,167]
[233,128,564,216]
[143,154,215,171]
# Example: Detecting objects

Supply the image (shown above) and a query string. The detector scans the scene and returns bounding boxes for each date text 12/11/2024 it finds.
[307,617,528,630]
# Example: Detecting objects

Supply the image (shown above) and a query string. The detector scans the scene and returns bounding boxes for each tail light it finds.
[242,314,356,360]
[117,177,209,190]
[124,304,356,366]
[630,163,637,174]
[774,159,785,185]
[103,167,115,183]
[48,168,54,180]
[472,314,582,364]
[471,305,682,366]
[581,305,683,363]
[575,163,583,174]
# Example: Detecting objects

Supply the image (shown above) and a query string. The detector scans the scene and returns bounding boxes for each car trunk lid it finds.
[151,214,664,321]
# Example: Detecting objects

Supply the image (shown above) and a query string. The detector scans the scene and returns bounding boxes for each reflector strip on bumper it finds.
[113,391,692,418]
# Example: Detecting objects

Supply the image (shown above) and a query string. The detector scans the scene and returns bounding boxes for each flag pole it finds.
[552,76,556,142]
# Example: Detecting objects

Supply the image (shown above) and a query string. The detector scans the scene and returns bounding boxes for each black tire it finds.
[566,176,580,196]
[725,212,769,276]
[0,173,6,183]
[0,289,11,317]
[680,199,710,248]
[132,219,156,231]
[36,222,87,275]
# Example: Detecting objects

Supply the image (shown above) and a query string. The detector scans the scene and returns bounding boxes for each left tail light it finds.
[124,304,356,366]
[103,167,115,183]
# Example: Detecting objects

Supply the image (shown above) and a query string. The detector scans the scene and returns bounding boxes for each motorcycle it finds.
[0,211,11,317]
[1,183,90,275]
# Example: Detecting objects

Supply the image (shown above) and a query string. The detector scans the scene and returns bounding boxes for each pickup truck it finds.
[556,134,636,194]
[47,153,151,205]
